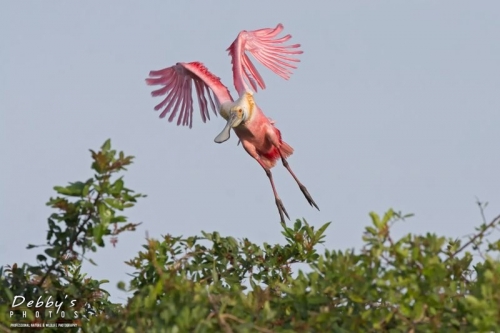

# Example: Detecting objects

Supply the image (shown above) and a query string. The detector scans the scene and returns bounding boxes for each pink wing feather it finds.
[146,62,233,128]
[227,23,303,95]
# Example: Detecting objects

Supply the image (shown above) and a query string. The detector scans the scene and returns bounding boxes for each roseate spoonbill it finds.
[146,24,319,223]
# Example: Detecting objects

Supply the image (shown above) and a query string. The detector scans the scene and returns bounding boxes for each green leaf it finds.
[314,222,331,242]
[412,301,425,321]
[294,219,302,231]
[53,181,86,196]
[105,198,124,210]
[381,209,394,225]
[102,139,112,151]
[465,295,481,308]
[370,212,381,228]
[304,224,314,240]
[349,294,364,303]
[282,225,294,239]
[3,287,14,302]
[111,178,124,193]
[36,254,47,262]
[44,248,57,258]
[93,224,105,247]
[82,183,91,197]
[98,202,112,225]
[117,281,127,290]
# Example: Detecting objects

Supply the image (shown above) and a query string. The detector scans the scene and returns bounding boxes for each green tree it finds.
[1,141,499,332]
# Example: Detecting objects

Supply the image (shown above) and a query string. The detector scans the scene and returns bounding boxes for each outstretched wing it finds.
[227,23,303,95]
[146,62,233,128]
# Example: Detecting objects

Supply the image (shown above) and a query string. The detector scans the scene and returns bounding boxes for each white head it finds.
[214,92,255,143]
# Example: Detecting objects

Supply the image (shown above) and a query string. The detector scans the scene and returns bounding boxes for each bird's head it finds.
[214,92,255,143]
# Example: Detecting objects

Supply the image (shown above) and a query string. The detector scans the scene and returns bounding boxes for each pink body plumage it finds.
[146,24,318,223]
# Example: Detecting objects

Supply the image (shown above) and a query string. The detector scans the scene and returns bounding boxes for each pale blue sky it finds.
[1,1,499,303]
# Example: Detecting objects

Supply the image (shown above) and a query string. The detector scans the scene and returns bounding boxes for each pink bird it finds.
[146,24,319,223]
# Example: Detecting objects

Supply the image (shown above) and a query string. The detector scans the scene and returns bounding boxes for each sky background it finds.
[1,1,499,303]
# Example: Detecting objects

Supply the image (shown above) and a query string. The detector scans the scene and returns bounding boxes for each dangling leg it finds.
[241,140,290,223]
[279,151,320,210]
[256,159,290,223]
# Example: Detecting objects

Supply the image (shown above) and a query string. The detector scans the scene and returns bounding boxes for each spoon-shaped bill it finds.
[214,112,239,143]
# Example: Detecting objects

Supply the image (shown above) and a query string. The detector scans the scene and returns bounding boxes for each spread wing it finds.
[227,23,303,95]
[146,62,233,128]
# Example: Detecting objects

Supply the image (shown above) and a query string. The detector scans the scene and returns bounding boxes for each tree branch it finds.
[37,194,101,288]
[450,214,500,259]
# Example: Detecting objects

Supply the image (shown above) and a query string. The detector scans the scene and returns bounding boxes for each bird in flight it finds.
[146,24,319,223]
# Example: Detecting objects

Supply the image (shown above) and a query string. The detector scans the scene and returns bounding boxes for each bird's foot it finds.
[275,198,290,223]
[299,184,320,211]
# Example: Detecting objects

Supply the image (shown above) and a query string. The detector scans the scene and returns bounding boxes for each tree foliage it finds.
[1,141,500,332]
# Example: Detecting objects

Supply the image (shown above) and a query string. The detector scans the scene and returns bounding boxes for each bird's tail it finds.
[279,141,294,159]
[260,142,294,169]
